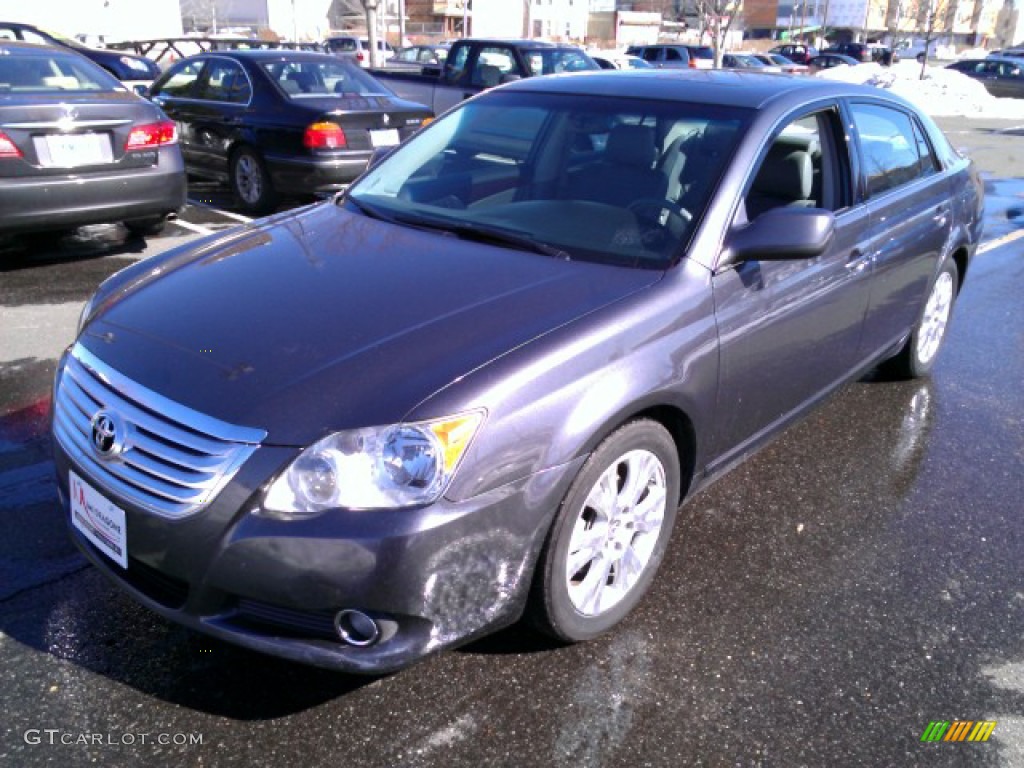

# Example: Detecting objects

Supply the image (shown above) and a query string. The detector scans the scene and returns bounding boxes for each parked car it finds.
[323,35,395,68]
[769,43,818,65]
[824,42,897,65]
[588,50,653,70]
[371,38,598,115]
[808,52,861,72]
[722,53,771,71]
[626,44,714,69]
[390,44,449,66]
[947,57,1024,98]
[55,69,982,674]
[0,41,185,236]
[147,50,432,214]
[754,52,807,73]
[0,20,161,88]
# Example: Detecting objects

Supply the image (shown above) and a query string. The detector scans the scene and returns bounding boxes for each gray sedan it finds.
[947,57,1024,98]
[53,71,983,674]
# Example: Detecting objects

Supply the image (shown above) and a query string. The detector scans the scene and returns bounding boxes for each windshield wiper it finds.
[431,220,573,261]
[344,199,572,260]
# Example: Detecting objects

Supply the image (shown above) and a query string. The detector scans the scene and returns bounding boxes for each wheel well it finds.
[951,246,969,292]
[629,405,697,504]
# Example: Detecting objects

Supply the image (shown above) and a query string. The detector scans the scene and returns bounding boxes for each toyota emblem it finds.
[90,410,125,459]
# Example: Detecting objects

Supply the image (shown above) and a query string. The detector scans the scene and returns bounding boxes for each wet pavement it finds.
[1,119,1023,767]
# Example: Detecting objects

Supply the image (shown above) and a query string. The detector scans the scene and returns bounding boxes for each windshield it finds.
[347,91,749,268]
[261,59,394,97]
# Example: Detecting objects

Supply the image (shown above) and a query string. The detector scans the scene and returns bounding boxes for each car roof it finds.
[0,39,69,55]
[499,69,893,110]
[197,48,352,63]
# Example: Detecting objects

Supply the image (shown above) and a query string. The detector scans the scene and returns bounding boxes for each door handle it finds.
[846,249,870,273]
[933,205,949,227]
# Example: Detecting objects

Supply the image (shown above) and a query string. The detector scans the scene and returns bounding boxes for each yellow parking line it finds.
[977,229,1024,255]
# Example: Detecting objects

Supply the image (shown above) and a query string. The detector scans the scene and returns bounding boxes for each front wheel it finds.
[531,420,681,642]
[883,259,959,379]
[230,147,278,215]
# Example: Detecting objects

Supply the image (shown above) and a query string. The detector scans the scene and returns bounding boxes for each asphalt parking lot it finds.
[1,117,1023,768]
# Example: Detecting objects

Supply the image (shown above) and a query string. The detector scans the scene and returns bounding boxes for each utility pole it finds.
[365,0,380,67]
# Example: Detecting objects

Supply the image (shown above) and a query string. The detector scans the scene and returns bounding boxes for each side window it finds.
[154,59,205,98]
[18,28,49,45]
[471,47,520,88]
[912,120,940,176]
[0,28,18,41]
[443,43,470,82]
[198,59,250,103]
[665,48,684,62]
[744,110,844,221]
[641,47,661,62]
[850,103,930,197]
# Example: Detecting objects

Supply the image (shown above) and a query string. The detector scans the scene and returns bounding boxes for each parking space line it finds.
[977,229,1024,255]
[172,218,215,236]
[187,199,253,224]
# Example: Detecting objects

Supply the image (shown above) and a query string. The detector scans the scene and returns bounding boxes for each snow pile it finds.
[814,61,1024,119]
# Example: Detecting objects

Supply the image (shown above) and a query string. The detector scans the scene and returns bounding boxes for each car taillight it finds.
[356,51,365,62]
[0,130,22,158]
[125,120,177,150]
[689,58,698,68]
[304,122,347,149]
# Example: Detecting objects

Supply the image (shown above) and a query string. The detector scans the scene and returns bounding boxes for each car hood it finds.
[79,203,661,445]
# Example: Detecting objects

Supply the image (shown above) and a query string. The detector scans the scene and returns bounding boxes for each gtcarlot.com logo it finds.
[24,730,203,747]
[921,721,997,742]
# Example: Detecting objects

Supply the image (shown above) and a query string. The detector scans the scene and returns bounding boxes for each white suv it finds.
[324,36,395,67]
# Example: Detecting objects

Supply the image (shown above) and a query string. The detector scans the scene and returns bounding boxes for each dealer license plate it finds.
[35,132,113,167]
[70,470,127,569]
[369,128,399,148]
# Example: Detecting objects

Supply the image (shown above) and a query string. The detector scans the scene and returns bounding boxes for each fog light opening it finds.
[334,609,381,647]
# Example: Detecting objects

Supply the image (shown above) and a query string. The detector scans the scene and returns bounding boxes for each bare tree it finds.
[888,0,956,78]
[691,0,743,67]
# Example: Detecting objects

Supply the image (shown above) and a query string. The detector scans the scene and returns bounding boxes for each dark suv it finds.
[768,43,818,65]
[824,42,898,65]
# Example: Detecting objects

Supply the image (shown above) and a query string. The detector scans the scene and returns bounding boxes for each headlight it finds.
[119,56,151,74]
[262,411,484,516]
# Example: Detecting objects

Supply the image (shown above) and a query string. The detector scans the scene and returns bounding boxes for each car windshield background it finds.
[348,91,749,268]
[262,60,393,97]
[0,51,117,92]
[522,48,598,75]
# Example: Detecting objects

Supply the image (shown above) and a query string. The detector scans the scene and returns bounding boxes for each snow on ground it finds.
[815,60,1024,119]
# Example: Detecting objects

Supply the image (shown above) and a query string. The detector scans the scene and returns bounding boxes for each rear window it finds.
[689,47,714,59]
[0,50,117,92]
[262,59,394,98]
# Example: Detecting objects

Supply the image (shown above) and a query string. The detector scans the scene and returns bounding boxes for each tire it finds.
[883,258,959,379]
[531,420,681,643]
[123,216,167,237]
[230,146,278,215]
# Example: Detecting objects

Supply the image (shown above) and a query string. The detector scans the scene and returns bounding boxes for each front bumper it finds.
[53,422,582,674]
[0,149,186,234]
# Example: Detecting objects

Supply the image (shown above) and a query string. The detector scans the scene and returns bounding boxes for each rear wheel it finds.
[531,420,680,642]
[230,147,278,215]
[883,258,958,379]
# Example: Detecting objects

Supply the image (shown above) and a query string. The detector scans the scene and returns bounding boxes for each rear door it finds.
[847,100,954,358]
[149,58,208,171]
[185,57,253,179]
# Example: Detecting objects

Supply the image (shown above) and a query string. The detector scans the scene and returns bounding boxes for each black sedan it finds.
[947,57,1024,99]
[807,52,862,72]
[0,41,185,237]
[54,71,982,674]
[0,20,161,86]
[148,50,433,214]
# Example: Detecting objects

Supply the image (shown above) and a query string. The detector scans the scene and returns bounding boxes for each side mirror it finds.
[499,73,521,84]
[721,207,835,267]
[133,84,151,98]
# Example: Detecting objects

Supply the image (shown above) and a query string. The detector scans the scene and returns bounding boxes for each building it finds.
[181,0,332,39]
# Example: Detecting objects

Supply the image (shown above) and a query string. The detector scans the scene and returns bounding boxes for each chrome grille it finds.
[53,343,266,519]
